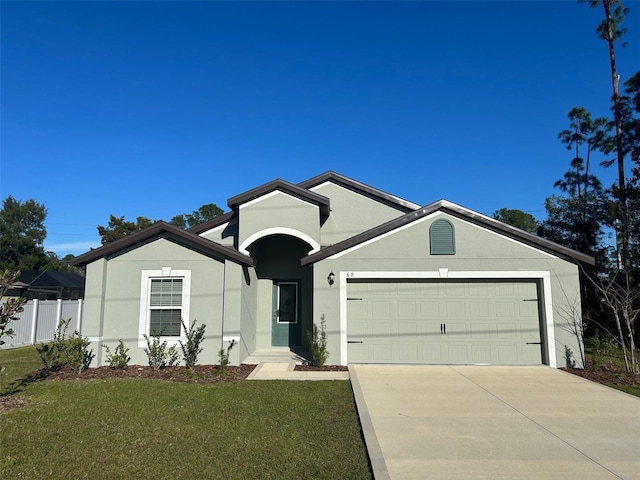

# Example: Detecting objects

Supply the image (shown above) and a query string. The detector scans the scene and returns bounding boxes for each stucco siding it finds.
[89,238,226,367]
[238,191,321,253]
[198,218,237,246]
[311,182,412,245]
[311,213,584,367]
[239,266,258,362]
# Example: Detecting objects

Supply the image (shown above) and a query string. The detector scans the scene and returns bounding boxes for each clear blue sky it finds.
[2,1,639,256]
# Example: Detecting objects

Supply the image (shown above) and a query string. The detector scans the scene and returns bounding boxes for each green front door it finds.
[272,281,301,347]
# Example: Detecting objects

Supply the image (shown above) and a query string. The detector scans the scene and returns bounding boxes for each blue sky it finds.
[2,1,639,256]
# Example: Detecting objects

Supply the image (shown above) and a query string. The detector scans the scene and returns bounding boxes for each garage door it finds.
[347,280,543,365]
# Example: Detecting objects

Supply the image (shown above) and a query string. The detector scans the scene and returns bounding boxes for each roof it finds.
[298,171,421,212]
[18,270,85,289]
[71,221,254,268]
[188,211,234,235]
[227,178,331,216]
[301,199,596,266]
[190,171,418,236]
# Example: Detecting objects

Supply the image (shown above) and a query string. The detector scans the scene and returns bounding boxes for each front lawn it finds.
[0,347,371,479]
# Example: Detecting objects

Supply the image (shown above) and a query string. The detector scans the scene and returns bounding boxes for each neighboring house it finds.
[3,270,85,301]
[71,172,593,368]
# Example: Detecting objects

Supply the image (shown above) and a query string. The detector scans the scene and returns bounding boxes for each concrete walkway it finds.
[349,365,640,480]
[246,362,349,380]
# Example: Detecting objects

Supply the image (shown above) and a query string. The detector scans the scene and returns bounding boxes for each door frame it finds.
[271,280,302,347]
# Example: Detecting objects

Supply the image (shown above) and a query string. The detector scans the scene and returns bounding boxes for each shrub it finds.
[103,339,130,369]
[307,314,329,367]
[218,339,236,376]
[65,332,93,373]
[35,318,71,370]
[564,345,576,368]
[180,320,206,369]
[143,333,180,370]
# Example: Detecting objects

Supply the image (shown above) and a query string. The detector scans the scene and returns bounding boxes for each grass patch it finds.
[609,384,640,397]
[0,346,43,390]
[0,347,371,479]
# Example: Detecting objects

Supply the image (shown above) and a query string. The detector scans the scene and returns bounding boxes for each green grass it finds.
[1,347,371,479]
[610,384,640,396]
[0,345,43,389]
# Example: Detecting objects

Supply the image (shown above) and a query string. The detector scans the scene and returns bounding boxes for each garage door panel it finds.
[372,345,392,362]
[399,344,419,361]
[420,301,440,317]
[446,301,466,317]
[470,322,490,339]
[347,280,543,365]
[471,345,491,362]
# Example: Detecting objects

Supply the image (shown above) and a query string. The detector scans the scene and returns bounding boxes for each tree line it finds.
[0,199,224,273]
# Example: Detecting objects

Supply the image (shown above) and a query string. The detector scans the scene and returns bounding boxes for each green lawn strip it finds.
[0,346,43,390]
[608,384,640,397]
[1,378,371,479]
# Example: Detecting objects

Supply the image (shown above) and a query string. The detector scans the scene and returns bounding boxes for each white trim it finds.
[339,270,556,368]
[198,222,229,238]
[223,336,240,343]
[238,190,318,210]
[309,181,422,210]
[138,269,191,348]
[239,227,321,255]
[328,211,558,260]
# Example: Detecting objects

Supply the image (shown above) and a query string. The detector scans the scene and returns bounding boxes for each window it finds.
[139,268,191,346]
[430,219,455,255]
[149,278,183,336]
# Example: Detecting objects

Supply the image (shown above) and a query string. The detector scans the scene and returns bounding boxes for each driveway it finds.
[349,366,640,480]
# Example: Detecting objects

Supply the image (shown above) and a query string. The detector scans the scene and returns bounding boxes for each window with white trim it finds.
[149,278,183,336]
[139,268,191,347]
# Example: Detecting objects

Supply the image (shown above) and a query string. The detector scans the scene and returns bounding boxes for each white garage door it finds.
[347,280,543,365]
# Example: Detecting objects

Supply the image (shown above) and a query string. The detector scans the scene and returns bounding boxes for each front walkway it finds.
[350,365,640,480]
[247,362,349,380]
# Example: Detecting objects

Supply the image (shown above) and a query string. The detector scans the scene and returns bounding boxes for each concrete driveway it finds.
[349,366,640,480]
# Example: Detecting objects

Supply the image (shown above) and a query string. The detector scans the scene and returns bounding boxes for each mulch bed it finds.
[46,363,257,383]
[562,364,640,386]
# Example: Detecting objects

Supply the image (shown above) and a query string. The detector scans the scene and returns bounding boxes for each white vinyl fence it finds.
[1,299,83,349]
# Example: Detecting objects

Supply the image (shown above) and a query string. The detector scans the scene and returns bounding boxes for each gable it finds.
[310,181,414,245]
[237,190,321,255]
[302,201,594,266]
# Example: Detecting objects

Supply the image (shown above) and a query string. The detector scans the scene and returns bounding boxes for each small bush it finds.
[307,314,329,367]
[218,339,236,376]
[143,333,180,370]
[103,340,130,369]
[35,318,71,370]
[564,345,576,368]
[65,332,93,373]
[180,320,206,369]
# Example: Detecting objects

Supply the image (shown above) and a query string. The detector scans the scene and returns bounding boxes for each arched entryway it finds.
[246,234,314,351]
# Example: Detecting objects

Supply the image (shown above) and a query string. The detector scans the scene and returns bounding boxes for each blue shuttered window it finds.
[430,219,455,255]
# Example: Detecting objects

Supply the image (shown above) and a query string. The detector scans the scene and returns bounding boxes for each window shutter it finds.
[430,219,455,255]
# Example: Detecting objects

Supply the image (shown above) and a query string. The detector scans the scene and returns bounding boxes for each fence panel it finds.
[35,301,60,343]
[1,299,84,349]
[3,301,35,348]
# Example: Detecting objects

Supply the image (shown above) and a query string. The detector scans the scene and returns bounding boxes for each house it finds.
[71,172,593,368]
[3,270,85,301]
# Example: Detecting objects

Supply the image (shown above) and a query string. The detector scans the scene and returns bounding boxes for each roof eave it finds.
[301,200,595,267]
[71,222,254,268]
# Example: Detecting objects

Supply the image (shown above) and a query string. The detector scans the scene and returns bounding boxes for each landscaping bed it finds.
[562,364,640,387]
[24,363,257,383]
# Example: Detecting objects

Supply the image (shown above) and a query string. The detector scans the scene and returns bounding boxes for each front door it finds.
[272,281,301,347]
